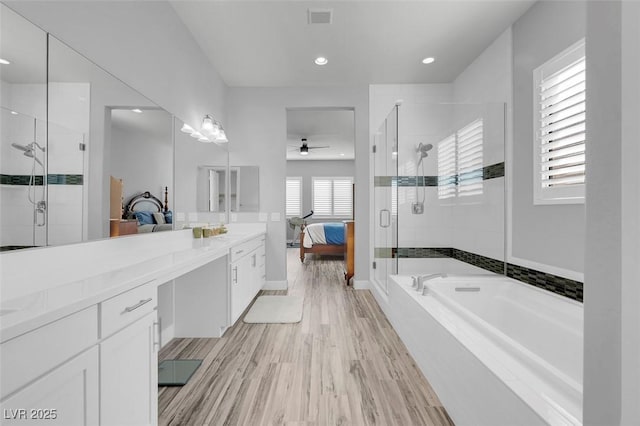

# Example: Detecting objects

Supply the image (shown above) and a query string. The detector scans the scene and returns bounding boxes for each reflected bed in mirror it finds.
[124,188,173,234]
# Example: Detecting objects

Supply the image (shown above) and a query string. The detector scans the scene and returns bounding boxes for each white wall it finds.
[226,86,369,286]
[584,1,640,424]
[511,1,586,277]
[285,159,355,241]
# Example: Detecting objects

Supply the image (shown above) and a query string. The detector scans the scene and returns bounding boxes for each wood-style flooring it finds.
[158,249,454,426]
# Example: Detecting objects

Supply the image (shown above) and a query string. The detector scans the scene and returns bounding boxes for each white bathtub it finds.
[386,274,583,426]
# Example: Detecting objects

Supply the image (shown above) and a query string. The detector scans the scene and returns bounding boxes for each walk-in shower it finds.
[1,108,48,249]
[372,102,505,293]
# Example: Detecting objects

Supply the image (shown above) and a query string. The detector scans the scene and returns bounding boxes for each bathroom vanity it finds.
[0,224,266,425]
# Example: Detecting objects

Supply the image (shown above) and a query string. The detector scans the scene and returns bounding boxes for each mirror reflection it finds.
[1,2,176,250]
[0,6,48,251]
[229,166,259,213]
[174,117,228,225]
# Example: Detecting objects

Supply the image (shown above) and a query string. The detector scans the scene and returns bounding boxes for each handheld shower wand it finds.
[412,143,433,214]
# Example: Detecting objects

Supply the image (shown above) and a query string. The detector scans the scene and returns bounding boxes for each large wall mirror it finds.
[1,4,175,250]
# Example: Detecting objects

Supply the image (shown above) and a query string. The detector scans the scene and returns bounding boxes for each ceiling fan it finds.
[287,138,330,156]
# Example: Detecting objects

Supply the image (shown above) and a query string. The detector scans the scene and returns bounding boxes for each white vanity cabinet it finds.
[0,307,100,426]
[99,281,158,426]
[229,236,266,324]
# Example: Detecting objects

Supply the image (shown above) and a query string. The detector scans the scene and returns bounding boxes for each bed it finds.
[124,187,173,233]
[300,221,355,285]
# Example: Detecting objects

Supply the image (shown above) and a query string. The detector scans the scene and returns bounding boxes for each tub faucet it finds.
[416,273,447,293]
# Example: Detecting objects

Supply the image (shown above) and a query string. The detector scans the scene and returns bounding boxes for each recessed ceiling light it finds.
[340,153,345,156]
[314,57,328,66]
[10,111,18,115]
[0,58,10,65]
[422,57,435,65]
[131,108,143,113]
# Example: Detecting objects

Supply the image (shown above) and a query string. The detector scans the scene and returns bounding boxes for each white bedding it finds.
[303,223,326,248]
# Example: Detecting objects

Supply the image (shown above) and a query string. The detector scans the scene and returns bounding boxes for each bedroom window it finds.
[312,177,353,218]
[533,39,586,204]
[286,177,302,217]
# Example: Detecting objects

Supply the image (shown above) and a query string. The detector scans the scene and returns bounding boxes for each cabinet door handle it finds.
[123,298,152,313]
[153,321,160,352]
[235,249,244,255]
[252,254,256,267]
[233,266,238,284]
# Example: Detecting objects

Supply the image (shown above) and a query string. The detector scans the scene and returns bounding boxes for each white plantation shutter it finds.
[457,119,483,197]
[438,135,456,199]
[286,177,302,217]
[534,39,586,204]
[312,177,353,217]
[333,179,353,217]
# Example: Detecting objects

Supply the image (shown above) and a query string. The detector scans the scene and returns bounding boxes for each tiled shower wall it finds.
[1,81,88,248]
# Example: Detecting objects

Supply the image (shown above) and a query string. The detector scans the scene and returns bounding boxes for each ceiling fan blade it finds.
[307,146,331,149]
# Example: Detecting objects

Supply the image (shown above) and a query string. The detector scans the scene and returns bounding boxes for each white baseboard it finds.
[263,280,288,291]
[353,279,370,290]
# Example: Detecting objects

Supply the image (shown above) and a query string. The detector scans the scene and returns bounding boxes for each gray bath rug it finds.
[243,295,304,324]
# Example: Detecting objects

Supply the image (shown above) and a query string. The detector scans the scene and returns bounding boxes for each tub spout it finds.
[417,273,447,293]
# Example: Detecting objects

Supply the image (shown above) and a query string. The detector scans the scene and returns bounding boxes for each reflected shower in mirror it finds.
[0,5,48,251]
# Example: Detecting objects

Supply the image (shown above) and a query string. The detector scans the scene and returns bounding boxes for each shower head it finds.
[23,150,44,167]
[416,142,433,166]
[10,142,45,153]
[11,142,30,152]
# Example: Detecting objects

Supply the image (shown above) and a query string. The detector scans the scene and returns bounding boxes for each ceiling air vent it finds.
[308,9,332,24]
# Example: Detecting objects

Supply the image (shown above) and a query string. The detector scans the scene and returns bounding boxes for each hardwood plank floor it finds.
[159,249,454,426]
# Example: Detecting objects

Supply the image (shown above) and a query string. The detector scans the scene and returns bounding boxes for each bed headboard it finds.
[124,187,169,217]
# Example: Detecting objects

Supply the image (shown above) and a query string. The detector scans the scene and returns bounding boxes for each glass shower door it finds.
[373,106,398,294]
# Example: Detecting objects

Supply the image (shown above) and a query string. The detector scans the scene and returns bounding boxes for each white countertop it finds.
[0,225,266,343]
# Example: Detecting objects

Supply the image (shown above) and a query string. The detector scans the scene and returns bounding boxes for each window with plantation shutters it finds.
[457,119,483,197]
[534,39,586,204]
[438,135,456,200]
[312,177,353,217]
[286,177,302,217]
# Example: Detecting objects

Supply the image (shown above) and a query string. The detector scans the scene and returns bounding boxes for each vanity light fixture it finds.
[422,57,435,64]
[201,115,215,132]
[186,115,229,144]
[314,56,328,66]
[180,123,195,133]
[0,58,10,65]
[131,108,143,113]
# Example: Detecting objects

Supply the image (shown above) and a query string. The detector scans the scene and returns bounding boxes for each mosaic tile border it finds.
[47,174,84,185]
[1,174,83,185]
[1,174,44,185]
[376,245,583,302]
[506,263,583,302]
[374,162,505,187]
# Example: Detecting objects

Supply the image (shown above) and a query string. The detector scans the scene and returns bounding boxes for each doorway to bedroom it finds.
[284,107,355,286]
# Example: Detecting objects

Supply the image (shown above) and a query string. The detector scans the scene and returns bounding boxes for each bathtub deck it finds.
[158,248,453,426]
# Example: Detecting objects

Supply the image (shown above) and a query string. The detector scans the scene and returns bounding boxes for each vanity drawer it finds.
[230,235,264,263]
[0,306,98,399]
[100,281,156,338]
